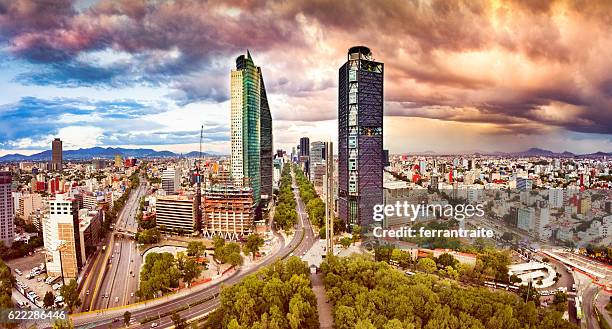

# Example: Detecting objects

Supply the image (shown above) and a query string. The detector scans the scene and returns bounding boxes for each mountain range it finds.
[409,148,611,158]
[0,147,220,162]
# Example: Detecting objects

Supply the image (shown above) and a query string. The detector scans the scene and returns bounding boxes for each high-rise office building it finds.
[43,194,82,279]
[161,167,181,195]
[299,137,310,157]
[259,67,273,202]
[51,138,63,171]
[338,46,384,228]
[155,195,195,234]
[310,141,326,164]
[231,50,270,205]
[0,172,15,246]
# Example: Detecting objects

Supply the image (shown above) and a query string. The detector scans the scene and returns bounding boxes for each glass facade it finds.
[338,46,384,229]
[231,51,273,207]
[259,67,273,201]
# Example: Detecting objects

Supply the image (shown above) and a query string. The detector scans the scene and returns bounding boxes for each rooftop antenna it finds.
[194,125,203,234]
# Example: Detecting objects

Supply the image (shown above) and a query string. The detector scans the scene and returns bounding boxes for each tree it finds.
[138,252,181,299]
[123,311,131,327]
[339,237,352,249]
[171,311,186,329]
[510,274,522,284]
[391,249,412,269]
[186,241,206,258]
[59,279,81,312]
[182,258,202,287]
[351,225,362,243]
[417,258,437,274]
[44,291,55,308]
[320,255,577,329]
[436,253,458,269]
[243,234,265,260]
[136,228,160,244]
[215,241,243,267]
[204,256,317,329]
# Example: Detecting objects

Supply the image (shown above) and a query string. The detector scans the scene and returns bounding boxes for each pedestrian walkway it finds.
[310,272,333,329]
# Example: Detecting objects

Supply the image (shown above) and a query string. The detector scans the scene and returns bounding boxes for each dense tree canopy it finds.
[294,165,325,228]
[204,256,319,329]
[321,256,577,329]
[138,252,181,299]
[274,164,298,230]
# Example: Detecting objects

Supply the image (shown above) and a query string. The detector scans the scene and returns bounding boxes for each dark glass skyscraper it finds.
[338,46,383,229]
[259,67,273,202]
[299,137,310,177]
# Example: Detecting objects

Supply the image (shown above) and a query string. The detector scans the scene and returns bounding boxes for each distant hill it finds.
[0,147,221,162]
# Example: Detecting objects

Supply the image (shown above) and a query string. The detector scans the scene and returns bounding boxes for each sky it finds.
[1,0,612,156]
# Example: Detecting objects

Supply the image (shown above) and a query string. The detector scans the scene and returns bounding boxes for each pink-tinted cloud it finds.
[1,0,612,136]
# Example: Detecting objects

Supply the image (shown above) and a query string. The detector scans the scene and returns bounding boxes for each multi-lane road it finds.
[80,180,147,312]
[73,170,317,328]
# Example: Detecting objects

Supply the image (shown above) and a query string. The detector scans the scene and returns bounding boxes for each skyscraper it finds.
[338,46,384,229]
[0,172,15,246]
[299,137,310,177]
[299,137,310,157]
[51,138,63,171]
[259,67,273,202]
[231,50,270,205]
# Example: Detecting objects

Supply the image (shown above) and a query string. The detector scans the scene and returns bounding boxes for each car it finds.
[151,322,159,328]
[130,292,134,297]
[115,296,119,302]
[86,290,90,295]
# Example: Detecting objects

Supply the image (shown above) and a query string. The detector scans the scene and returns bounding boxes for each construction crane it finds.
[194,125,203,234]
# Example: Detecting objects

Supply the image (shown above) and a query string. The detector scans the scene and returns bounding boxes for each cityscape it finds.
[1,1,612,329]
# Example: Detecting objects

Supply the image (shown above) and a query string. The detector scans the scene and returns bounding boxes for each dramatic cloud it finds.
[1,0,612,153]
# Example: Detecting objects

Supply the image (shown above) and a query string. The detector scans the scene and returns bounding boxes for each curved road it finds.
[74,170,316,329]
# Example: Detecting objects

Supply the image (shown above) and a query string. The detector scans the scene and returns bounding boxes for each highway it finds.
[80,180,147,312]
[74,169,317,328]
[582,282,602,329]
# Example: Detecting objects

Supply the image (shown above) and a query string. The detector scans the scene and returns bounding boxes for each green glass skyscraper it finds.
[230,51,272,206]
